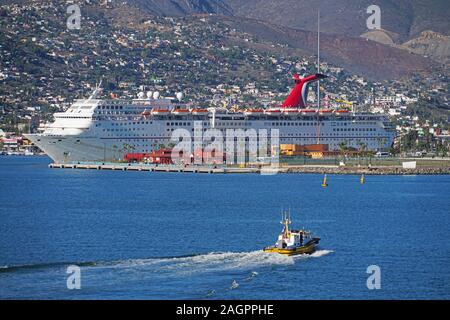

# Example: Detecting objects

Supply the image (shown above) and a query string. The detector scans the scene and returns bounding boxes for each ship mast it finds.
[317,9,320,111]
[316,9,321,144]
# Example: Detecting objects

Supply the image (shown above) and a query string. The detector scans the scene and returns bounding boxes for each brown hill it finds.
[401,31,450,64]
[212,16,433,80]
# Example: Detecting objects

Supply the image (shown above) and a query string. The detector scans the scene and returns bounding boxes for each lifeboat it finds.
[264,108,282,115]
[263,211,320,256]
[244,109,264,116]
[319,109,333,115]
[281,108,300,115]
[191,108,209,114]
[335,109,350,115]
[300,109,317,115]
[172,109,191,115]
[140,109,151,117]
[151,108,170,115]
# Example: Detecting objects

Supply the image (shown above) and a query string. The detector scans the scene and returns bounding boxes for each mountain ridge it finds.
[128,0,450,40]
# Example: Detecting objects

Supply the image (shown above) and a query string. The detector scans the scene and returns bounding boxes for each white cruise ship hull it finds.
[26,113,396,164]
[26,75,396,164]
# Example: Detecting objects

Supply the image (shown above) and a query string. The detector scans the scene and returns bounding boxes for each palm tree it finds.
[358,142,366,153]
[358,142,367,161]
[376,137,383,151]
[338,140,348,154]
[112,144,118,161]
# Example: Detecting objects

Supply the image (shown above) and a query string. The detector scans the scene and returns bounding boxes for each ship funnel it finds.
[282,73,328,108]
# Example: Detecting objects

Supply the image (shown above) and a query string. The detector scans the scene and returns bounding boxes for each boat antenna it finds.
[88,78,103,100]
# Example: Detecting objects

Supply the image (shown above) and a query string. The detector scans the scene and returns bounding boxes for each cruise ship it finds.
[25,74,396,164]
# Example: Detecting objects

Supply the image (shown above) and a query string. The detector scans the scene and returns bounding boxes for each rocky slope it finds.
[213,16,432,80]
[402,31,450,64]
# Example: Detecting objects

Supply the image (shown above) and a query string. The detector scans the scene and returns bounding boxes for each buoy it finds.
[360,174,365,184]
[321,174,328,187]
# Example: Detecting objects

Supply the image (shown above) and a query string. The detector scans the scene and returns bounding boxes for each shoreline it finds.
[281,166,450,175]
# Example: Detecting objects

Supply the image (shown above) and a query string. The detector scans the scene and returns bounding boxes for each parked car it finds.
[375,151,390,158]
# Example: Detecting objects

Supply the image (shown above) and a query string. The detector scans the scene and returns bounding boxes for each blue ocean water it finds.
[0,156,449,299]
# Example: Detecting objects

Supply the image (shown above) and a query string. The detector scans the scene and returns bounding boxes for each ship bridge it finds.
[40,99,99,136]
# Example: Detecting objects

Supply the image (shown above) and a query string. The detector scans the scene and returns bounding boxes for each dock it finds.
[48,162,266,174]
[48,161,450,175]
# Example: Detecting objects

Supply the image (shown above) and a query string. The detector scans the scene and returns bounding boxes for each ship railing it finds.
[93,116,143,121]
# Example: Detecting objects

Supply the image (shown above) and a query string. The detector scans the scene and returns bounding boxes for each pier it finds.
[48,162,262,174]
[48,159,450,175]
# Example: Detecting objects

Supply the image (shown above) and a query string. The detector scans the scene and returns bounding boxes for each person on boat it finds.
[300,232,304,246]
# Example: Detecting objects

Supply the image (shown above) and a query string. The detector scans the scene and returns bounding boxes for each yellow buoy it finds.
[321,174,328,187]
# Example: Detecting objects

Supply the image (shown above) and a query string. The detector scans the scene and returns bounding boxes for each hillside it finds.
[129,0,450,63]
[126,0,232,16]
[129,0,450,40]
[0,0,448,127]
[0,0,373,112]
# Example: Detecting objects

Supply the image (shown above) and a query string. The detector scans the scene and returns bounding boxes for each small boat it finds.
[243,108,264,116]
[140,109,151,117]
[264,108,282,115]
[321,174,328,187]
[151,108,170,115]
[300,109,317,115]
[263,212,320,256]
[191,108,209,115]
[281,108,300,115]
[171,108,191,115]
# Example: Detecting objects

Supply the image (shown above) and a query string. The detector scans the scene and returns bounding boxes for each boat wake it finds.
[0,250,333,276]
[93,249,334,276]
[309,249,334,258]
[94,250,295,275]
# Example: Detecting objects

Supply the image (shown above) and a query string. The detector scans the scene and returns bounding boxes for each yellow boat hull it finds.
[263,238,320,256]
